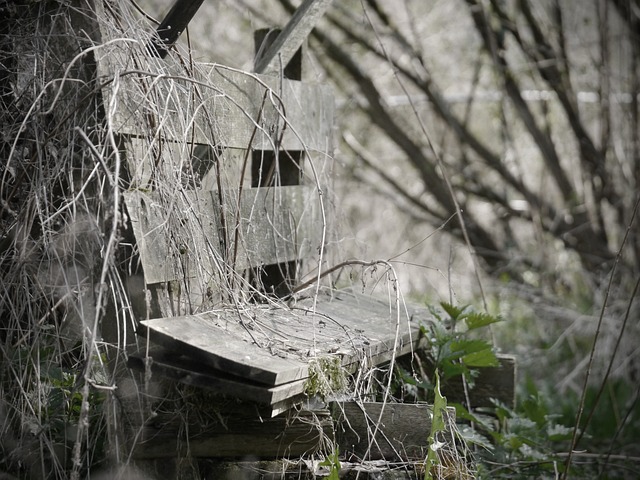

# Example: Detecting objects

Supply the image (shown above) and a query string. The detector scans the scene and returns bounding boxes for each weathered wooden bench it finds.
[85,0,515,473]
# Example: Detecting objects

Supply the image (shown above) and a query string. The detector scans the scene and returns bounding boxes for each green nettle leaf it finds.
[519,443,548,461]
[464,311,502,330]
[440,361,468,380]
[427,305,444,322]
[450,339,492,356]
[547,423,573,441]
[462,349,499,367]
[444,339,498,368]
[510,416,539,434]
[458,424,495,451]
[440,302,468,322]
[520,394,548,427]
[504,433,524,450]
[491,401,514,426]
[426,321,449,344]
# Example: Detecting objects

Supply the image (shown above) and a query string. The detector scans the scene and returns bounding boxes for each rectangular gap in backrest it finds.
[251,150,304,187]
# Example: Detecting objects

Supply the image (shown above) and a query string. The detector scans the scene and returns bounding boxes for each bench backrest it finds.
[93,2,333,317]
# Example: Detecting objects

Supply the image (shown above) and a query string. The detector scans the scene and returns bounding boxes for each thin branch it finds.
[342,131,444,219]
[517,0,613,207]
[467,0,575,203]
[324,6,552,218]
[563,193,640,477]
[309,26,455,212]
[584,274,640,469]
[359,1,490,310]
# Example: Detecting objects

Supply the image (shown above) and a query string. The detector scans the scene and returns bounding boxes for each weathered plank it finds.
[234,185,323,269]
[94,0,334,151]
[295,290,426,366]
[254,0,335,76]
[333,401,455,461]
[124,185,323,285]
[99,53,333,152]
[139,288,425,395]
[198,65,335,151]
[127,350,306,413]
[140,311,310,386]
[136,288,517,413]
[123,189,221,285]
[129,403,333,459]
[439,354,517,409]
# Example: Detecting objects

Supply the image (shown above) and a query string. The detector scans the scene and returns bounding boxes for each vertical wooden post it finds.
[251,29,304,297]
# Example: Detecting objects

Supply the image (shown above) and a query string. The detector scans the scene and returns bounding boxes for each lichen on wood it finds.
[305,355,348,399]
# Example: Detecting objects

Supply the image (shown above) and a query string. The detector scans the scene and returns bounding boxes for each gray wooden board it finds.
[140,311,310,386]
[124,189,223,285]
[96,27,334,152]
[129,406,333,459]
[440,354,517,408]
[232,185,323,269]
[127,350,306,413]
[294,289,426,364]
[124,185,323,284]
[332,401,456,462]
[254,0,335,76]
[140,288,426,394]
[197,65,335,152]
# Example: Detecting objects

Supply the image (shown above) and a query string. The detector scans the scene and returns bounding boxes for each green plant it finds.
[459,392,574,479]
[319,447,341,480]
[425,371,448,480]
[394,302,501,401]
[423,303,501,385]
[393,303,585,478]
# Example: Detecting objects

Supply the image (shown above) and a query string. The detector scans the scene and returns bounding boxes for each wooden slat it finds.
[94,0,334,151]
[296,290,426,365]
[333,402,456,461]
[129,405,333,459]
[140,289,425,394]
[195,65,335,151]
[140,311,310,386]
[123,189,223,285]
[98,45,333,152]
[134,289,516,416]
[124,185,323,285]
[254,0,335,76]
[127,350,306,413]
[233,185,323,269]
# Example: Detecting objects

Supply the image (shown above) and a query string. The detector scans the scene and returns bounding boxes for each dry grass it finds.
[0,1,438,479]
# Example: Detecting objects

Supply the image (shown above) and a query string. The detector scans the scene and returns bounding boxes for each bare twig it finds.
[563,194,640,477]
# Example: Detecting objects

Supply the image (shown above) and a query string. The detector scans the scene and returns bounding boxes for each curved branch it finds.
[310,28,456,213]
[324,7,551,217]
[466,0,576,203]
[342,131,444,220]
